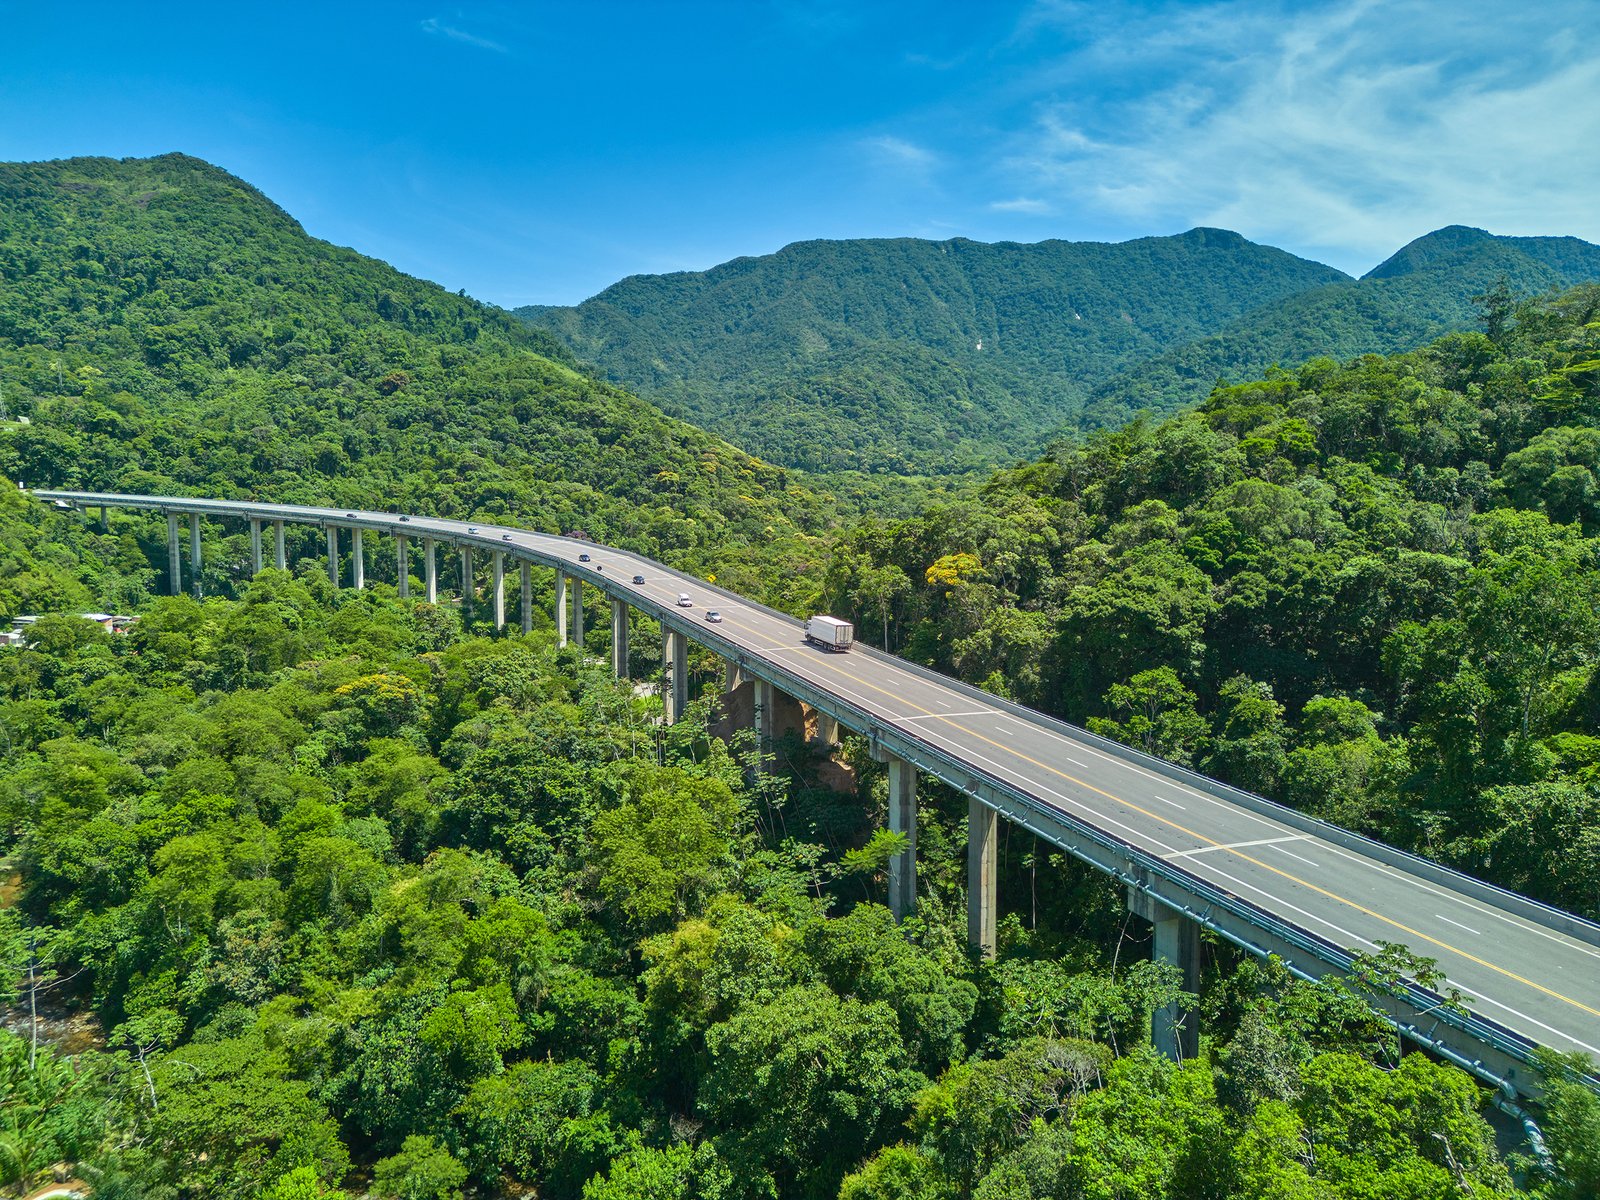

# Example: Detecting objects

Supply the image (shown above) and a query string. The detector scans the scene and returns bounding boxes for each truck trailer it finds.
[804,615,854,651]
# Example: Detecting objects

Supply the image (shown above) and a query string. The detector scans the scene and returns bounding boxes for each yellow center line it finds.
[719,608,1600,1022]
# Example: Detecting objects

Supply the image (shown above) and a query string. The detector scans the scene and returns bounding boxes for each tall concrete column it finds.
[396,534,410,598]
[611,598,629,678]
[813,712,840,748]
[725,659,745,693]
[520,562,533,634]
[352,528,365,590]
[492,551,506,631]
[1130,889,1202,1061]
[99,505,109,533]
[753,677,775,768]
[188,513,203,599]
[249,519,263,576]
[326,526,340,586]
[460,547,474,622]
[166,513,182,596]
[273,520,286,570]
[424,538,437,602]
[887,756,918,920]
[967,799,998,958]
[572,577,584,647]
[663,628,688,723]
[555,569,569,647]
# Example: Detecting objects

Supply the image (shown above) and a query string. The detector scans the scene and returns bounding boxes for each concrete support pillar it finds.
[813,712,840,748]
[572,577,584,647]
[555,569,569,647]
[99,505,109,533]
[249,518,263,576]
[273,520,286,570]
[166,513,182,596]
[460,547,474,622]
[326,526,339,586]
[887,756,918,920]
[520,562,533,634]
[1130,889,1202,1061]
[188,513,203,599]
[725,659,745,693]
[424,538,438,602]
[352,528,365,590]
[967,799,998,958]
[753,677,775,767]
[611,598,629,678]
[663,628,688,723]
[492,551,506,631]
[396,534,410,598]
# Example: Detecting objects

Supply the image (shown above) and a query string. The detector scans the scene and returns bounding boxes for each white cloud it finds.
[1000,0,1600,271]
[989,196,1053,214]
[863,135,937,169]
[420,16,508,54]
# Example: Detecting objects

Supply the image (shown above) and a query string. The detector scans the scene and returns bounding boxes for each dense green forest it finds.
[822,284,1600,920]
[3,150,1600,1199]
[1,489,1596,1200]
[0,153,953,618]
[520,229,1348,474]
[1082,228,1600,430]
[520,226,1600,475]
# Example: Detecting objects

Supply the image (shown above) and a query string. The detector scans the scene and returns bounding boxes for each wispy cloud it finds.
[420,16,507,54]
[999,0,1600,271]
[863,135,937,169]
[989,197,1052,215]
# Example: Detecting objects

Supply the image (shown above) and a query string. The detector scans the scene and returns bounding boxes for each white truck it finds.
[804,614,854,651]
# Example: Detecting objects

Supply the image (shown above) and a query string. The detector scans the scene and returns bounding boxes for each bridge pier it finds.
[520,562,533,634]
[274,520,286,570]
[250,518,263,576]
[1130,888,1202,1061]
[492,551,506,631]
[887,755,917,920]
[812,712,840,749]
[396,534,410,597]
[166,513,182,595]
[663,628,688,723]
[753,677,775,770]
[572,577,584,647]
[352,529,365,590]
[424,538,437,602]
[968,799,998,957]
[612,598,629,678]
[460,547,474,622]
[326,526,339,586]
[556,570,568,646]
[188,513,203,599]
[99,505,109,533]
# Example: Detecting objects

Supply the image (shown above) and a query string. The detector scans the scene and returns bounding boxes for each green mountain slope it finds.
[1083,225,1600,427]
[0,153,847,604]
[519,230,1350,473]
[821,283,1600,916]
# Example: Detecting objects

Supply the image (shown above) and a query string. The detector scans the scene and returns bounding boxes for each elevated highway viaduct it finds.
[35,491,1600,1105]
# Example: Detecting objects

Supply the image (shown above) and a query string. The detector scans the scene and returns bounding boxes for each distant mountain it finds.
[519,226,1600,474]
[519,231,1349,474]
[1082,226,1600,429]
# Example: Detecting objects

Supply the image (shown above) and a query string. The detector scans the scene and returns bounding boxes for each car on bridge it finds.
[677,593,693,607]
[632,574,646,585]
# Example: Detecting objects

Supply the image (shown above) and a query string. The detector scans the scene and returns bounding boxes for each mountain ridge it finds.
[520,224,1600,474]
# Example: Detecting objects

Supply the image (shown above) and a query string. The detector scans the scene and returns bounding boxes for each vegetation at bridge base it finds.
[821,284,1600,922]
[0,512,1590,1200]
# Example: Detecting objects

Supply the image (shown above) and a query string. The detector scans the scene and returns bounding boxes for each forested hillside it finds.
[0,153,864,611]
[1,493,1595,1200]
[522,226,1600,476]
[822,284,1600,919]
[1084,227,1600,427]
[520,230,1348,474]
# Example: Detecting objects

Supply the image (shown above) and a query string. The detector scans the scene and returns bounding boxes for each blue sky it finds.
[4,1,1598,306]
